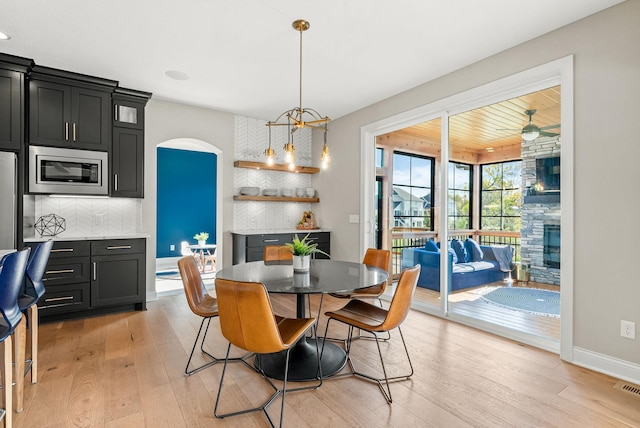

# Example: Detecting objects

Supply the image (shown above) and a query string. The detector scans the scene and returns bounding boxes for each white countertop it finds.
[24,233,150,242]
[0,249,15,258]
[231,229,330,235]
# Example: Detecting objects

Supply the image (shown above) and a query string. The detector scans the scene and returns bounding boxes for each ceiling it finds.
[0,1,622,121]
[383,86,561,155]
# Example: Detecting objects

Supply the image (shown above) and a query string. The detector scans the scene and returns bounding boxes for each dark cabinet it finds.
[28,66,117,151]
[28,238,146,320]
[113,97,145,130]
[91,239,145,308]
[29,80,112,150]
[0,68,24,151]
[232,231,330,264]
[0,54,31,151]
[111,88,150,198]
[32,240,91,316]
[111,128,144,197]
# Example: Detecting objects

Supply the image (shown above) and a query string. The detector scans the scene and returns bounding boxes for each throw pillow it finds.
[451,239,466,263]
[424,239,439,252]
[448,247,458,264]
[464,238,484,262]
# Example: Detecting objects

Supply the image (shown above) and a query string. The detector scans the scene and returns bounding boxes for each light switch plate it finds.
[349,215,359,224]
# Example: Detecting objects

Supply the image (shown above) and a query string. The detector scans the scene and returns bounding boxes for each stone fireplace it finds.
[520,136,561,285]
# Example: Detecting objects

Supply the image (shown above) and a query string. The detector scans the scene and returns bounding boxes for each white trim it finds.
[360,56,574,358]
[154,138,224,286]
[573,347,640,386]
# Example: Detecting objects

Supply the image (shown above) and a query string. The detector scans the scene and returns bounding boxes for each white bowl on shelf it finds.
[263,188,278,196]
[305,188,315,198]
[295,188,306,197]
[281,188,293,197]
[239,186,260,196]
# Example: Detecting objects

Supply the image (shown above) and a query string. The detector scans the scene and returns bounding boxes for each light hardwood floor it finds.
[12,292,640,428]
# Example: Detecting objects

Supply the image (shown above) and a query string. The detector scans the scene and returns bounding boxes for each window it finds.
[392,151,434,230]
[448,162,472,229]
[481,161,522,231]
[375,147,384,168]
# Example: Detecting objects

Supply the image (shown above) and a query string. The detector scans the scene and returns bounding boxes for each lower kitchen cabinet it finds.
[91,239,146,308]
[29,238,146,321]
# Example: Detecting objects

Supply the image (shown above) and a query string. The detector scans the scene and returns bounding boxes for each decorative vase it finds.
[292,255,311,272]
[198,240,206,247]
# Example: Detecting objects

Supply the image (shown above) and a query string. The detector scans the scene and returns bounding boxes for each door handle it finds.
[106,245,132,250]
[93,262,97,281]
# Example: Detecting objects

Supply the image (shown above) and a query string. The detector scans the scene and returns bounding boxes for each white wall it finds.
[139,1,639,379]
[318,1,640,373]
[142,98,235,300]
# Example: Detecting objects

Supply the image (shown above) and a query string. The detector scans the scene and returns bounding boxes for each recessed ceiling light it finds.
[165,70,189,81]
[0,31,11,40]
[486,147,495,152]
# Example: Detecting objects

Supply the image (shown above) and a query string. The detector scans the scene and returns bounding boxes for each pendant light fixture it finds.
[265,19,330,169]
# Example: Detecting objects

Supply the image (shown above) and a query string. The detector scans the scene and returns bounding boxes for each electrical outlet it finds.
[621,320,636,340]
[170,244,175,251]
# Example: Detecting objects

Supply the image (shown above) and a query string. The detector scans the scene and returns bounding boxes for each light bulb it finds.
[320,144,331,169]
[264,147,275,166]
[283,142,295,165]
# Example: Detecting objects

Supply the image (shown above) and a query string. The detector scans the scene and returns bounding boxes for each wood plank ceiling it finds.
[377,85,561,164]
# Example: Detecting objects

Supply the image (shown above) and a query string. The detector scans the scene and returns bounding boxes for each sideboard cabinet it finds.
[232,231,330,265]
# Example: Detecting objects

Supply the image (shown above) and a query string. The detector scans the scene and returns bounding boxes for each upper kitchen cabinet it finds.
[113,87,149,130]
[0,53,33,151]
[111,88,151,198]
[29,66,117,151]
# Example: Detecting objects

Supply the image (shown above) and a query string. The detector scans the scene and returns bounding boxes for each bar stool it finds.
[17,240,53,394]
[0,248,30,427]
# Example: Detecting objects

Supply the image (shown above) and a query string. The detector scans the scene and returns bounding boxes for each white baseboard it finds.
[571,347,640,385]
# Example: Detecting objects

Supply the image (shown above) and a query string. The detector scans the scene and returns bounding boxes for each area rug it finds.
[481,287,560,317]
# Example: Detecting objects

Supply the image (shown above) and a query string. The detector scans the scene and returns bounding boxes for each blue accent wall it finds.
[157,147,217,258]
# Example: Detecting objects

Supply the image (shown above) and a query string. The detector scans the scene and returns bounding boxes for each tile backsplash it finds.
[234,115,316,231]
[25,195,141,238]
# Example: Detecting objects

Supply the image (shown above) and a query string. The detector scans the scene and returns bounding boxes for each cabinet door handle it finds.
[114,105,118,121]
[65,122,69,141]
[263,239,279,243]
[52,248,74,253]
[73,123,77,141]
[93,262,97,281]
[106,245,132,250]
[44,296,74,303]
[114,174,118,191]
[45,269,74,275]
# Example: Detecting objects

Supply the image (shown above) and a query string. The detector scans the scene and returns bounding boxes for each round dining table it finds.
[215,259,389,381]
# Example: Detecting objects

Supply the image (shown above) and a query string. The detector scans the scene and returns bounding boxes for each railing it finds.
[390,229,520,277]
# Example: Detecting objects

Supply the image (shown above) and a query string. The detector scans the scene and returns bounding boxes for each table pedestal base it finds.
[254,337,346,382]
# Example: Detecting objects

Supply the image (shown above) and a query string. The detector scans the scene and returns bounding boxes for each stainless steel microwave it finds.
[29,146,108,195]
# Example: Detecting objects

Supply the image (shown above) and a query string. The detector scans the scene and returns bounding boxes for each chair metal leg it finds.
[185,317,252,376]
[323,317,413,404]
[215,335,322,427]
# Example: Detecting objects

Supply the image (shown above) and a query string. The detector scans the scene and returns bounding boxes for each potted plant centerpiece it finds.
[193,232,209,247]
[284,233,329,272]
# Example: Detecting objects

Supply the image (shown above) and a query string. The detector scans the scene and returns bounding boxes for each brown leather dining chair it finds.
[330,248,390,304]
[322,264,420,403]
[263,245,293,263]
[177,256,250,376]
[214,278,321,428]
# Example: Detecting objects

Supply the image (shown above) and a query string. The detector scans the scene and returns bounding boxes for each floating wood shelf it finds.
[234,195,319,203]
[234,160,320,174]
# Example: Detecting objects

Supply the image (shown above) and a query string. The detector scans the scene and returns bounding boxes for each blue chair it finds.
[0,248,30,427]
[18,240,53,392]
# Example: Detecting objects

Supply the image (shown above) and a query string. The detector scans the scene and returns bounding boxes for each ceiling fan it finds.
[501,109,560,141]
